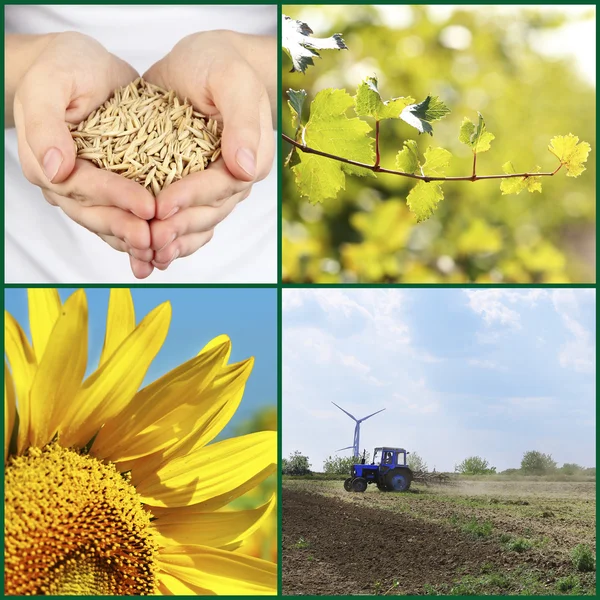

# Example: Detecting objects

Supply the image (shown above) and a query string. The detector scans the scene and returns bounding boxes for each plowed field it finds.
[282,480,595,595]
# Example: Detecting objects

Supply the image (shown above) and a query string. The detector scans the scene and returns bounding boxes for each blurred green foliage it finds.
[282,5,595,283]
[231,406,277,563]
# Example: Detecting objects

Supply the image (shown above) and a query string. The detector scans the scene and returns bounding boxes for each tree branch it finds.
[374,120,381,168]
[282,133,563,182]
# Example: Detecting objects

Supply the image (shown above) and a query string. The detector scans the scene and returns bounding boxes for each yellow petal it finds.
[28,290,88,448]
[91,338,231,462]
[99,289,135,367]
[119,357,253,477]
[157,572,213,595]
[166,358,254,457]
[5,362,16,459]
[60,301,171,449]
[5,311,37,454]
[199,334,231,364]
[153,494,276,549]
[135,431,276,508]
[27,289,61,363]
[158,545,277,595]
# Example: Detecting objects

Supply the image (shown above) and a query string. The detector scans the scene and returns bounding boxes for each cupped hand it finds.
[13,32,156,279]
[140,30,274,271]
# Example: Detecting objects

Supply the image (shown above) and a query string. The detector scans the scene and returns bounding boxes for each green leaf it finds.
[287,89,307,131]
[398,145,452,222]
[422,146,452,177]
[354,76,414,120]
[400,96,451,135]
[500,162,542,195]
[292,88,375,203]
[548,134,591,177]
[395,140,420,174]
[407,182,444,222]
[285,89,308,167]
[459,112,495,153]
[282,15,347,74]
[395,142,451,178]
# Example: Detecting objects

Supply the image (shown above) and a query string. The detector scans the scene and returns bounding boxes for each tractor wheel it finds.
[351,477,367,492]
[386,468,412,492]
[343,478,353,492]
[376,482,388,492]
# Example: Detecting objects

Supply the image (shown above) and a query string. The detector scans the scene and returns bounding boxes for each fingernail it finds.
[236,147,256,178]
[152,249,179,268]
[162,206,179,220]
[158,233,176,252]
[43,148,63,182]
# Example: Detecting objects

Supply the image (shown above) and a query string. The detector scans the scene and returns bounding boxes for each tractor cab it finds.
[345,446,413,493]
[372,447,409,468]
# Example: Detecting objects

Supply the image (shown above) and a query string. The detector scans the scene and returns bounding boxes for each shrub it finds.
[507,538,532,552]
[323,453,369,474]
[283,451,312,475]
[560,463,584,475]
[571,544,595,572]
[408,451,428,473]
[556,575,580,593]
[455,456,496,475]
[462,518,493,538]
[520,450,557,474]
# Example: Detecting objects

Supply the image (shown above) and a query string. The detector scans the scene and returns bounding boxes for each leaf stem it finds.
[282,133,563,182]
[472,152,477,180]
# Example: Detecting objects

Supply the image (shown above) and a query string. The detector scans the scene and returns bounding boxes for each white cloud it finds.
[339,353,370,375]
[468,358,506,371]
[550,289,595,374]
[559,315,595,373]
[392,392,439,414]
[464,289,547,329]
[282,289,305,312]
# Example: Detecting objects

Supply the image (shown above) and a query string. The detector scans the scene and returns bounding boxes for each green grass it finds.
[506,537,533,553]
[571,544,595,572]
[556,575,582,593]
[422,566,548,596]
[293,536,310,549]
[461,518,493,538]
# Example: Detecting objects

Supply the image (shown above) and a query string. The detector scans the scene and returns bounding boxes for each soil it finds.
[282,486,587,595]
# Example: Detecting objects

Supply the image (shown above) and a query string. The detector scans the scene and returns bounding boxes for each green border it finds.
[2,1,598,598]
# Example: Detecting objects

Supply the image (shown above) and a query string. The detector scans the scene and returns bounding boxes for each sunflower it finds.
[4,289,278,595]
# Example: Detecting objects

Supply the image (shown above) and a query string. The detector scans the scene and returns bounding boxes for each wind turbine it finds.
[332,402,386,458]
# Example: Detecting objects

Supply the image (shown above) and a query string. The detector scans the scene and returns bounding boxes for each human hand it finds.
[13,32,156,278]
[141,30,274,271]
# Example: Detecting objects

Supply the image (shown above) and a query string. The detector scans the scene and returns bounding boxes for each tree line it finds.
[282,450,595,477]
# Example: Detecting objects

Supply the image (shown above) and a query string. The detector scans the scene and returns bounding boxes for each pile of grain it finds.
[69,77,222,194]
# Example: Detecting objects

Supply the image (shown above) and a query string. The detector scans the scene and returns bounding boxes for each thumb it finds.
[17,71,77,184]
[210,63,263,182]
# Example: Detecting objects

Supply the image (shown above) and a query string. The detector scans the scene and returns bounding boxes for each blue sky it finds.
[283,288,595,472]
[5,287,277,438]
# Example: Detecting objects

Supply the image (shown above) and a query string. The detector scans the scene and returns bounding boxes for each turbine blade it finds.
[336,446,354,452]
[358,408,386,422]
[331,401,357,421]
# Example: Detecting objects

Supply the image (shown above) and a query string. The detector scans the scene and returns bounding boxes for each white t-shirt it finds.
[5,5,277,283]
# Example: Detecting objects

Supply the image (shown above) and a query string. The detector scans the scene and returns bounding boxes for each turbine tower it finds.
[332,402,386,458]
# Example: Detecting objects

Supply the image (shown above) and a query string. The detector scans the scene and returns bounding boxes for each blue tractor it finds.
[344,447,413,492]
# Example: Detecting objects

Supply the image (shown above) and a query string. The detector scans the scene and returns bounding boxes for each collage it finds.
[2,2,596,597]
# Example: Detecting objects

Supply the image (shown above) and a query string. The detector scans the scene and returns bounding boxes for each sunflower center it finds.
[4,443,157,595]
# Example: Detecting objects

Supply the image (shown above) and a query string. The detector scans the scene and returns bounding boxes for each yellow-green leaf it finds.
[459,113,495,153]
[548,134,591,177]
[500,162,542,195]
